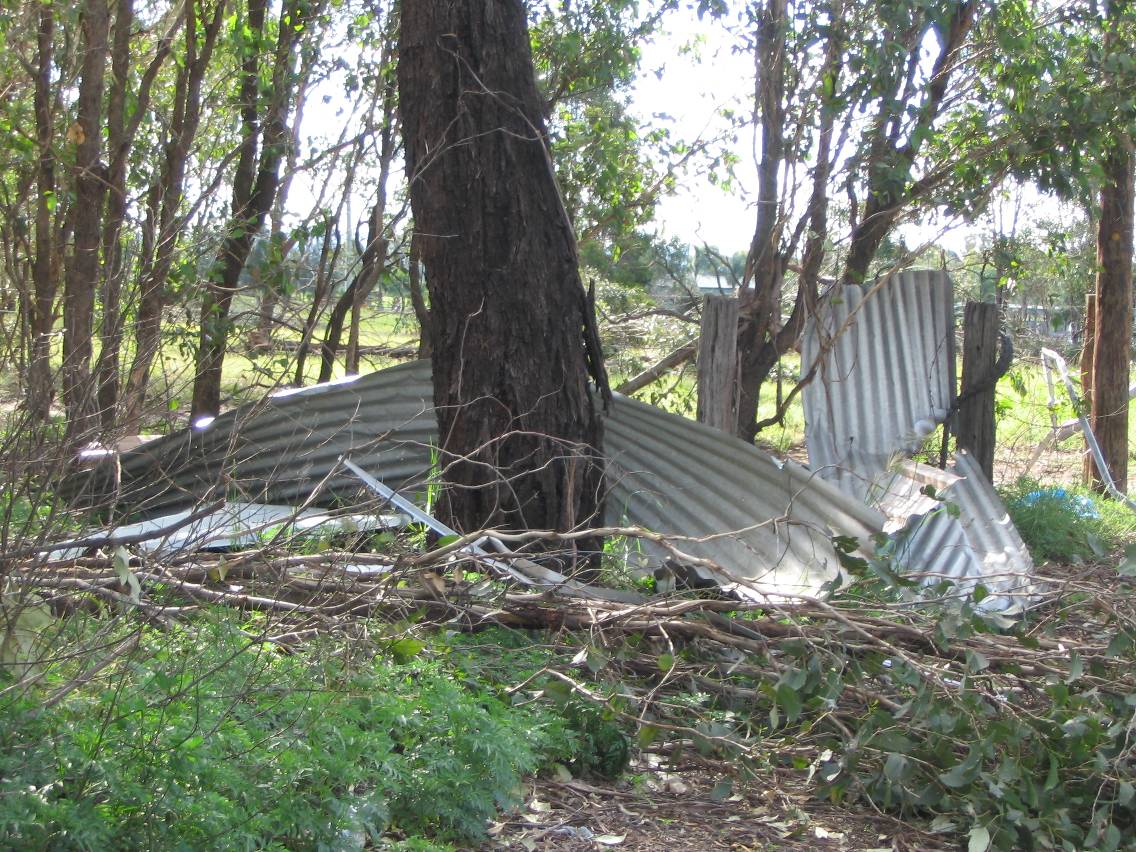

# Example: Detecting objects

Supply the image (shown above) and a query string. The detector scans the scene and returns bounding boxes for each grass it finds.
[1002,477,1136,563]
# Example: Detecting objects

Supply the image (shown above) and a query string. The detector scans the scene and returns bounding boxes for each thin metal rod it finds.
[1039,348,1136,512]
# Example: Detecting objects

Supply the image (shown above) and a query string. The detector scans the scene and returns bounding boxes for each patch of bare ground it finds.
[486,759,948,852]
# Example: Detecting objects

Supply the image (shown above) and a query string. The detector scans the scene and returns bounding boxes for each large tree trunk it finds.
[399,0,610,568]
[1088,139,1134,492]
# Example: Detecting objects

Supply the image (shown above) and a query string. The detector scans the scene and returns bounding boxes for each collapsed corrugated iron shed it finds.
[68,360,882,601]
[65,268,1036,608]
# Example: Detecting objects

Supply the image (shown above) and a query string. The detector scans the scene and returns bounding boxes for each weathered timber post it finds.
[957,301,998,481]
[1082,293,1098,486]
[697,295,739,433]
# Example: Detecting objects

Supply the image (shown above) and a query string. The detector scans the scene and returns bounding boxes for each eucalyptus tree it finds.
[190,0,325,419]
[701,0,994,441]
[399,0,610,564]
[949,0,1136,489]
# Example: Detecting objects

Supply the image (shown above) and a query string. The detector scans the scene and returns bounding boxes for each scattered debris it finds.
[1040,347,1136,512]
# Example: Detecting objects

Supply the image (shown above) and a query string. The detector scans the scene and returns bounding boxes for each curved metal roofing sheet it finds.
[66,360,883,601]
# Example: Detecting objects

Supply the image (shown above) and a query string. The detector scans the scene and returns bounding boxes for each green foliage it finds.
[1002,477,1136,562]
[692,560,1136,850]
[0,614,578,848]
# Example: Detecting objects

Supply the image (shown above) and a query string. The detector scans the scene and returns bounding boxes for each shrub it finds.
[1002,477,1136,562]
[0,613,578,849]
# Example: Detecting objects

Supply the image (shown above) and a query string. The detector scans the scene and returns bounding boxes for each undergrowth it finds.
[0,613,587,850]
[1002,477,1136,562]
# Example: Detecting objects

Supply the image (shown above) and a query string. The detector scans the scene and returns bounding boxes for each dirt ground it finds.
[485,757,951,852]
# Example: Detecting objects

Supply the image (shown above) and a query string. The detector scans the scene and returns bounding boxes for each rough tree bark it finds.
[399,0,610,567]
[61,0,111,441]
[1088,140,1134,492]
[27,3,57,423]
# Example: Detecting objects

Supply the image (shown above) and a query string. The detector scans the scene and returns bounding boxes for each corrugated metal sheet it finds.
[66,360,884,601]
[47,503,404,560]
[895,451,1037,610]
[800,270,1034,610]
[801,270,955,499]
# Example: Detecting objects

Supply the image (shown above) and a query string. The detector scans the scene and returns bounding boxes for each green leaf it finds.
[709,778,733,802]
[1118,781,1135,807]
[883,752,908,783]
[637,724,659,748]
[390,637,425,664]
[939,749,981,788]
[656,652,674,672]
[113,545,142,603]
[1065,649,1083,684]
[775,682,802,724]
[585,646,609,674]
[968,825,991,852]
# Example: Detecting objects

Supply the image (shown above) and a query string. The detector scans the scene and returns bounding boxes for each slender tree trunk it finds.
[62,0,111,442]
[27,4,56,423]
[191,0,309,419]
[121,0,225,432]
[318,22,399,382]
[94,0,135,432]
[95,0,174,432]
[1089,139,1134,492]
[253,48,314,350]
[734,0,786,440]
[840,1,974,287]
[293,213,338,384]
[399,0,609,567]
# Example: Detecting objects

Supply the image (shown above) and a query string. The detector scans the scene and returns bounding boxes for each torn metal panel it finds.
[800,270,1035,610]
[603,393,881,599]
[65,360,884,602]
[801,270,955,499]
[895,452,1038,611]
[870,460,961,533]
[46,502,405,561]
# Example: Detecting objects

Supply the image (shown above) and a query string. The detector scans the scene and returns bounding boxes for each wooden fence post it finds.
[957,301,998,481]
[697,295,739,433]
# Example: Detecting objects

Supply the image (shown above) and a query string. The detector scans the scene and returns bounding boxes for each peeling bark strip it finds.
[398,0,609,567]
